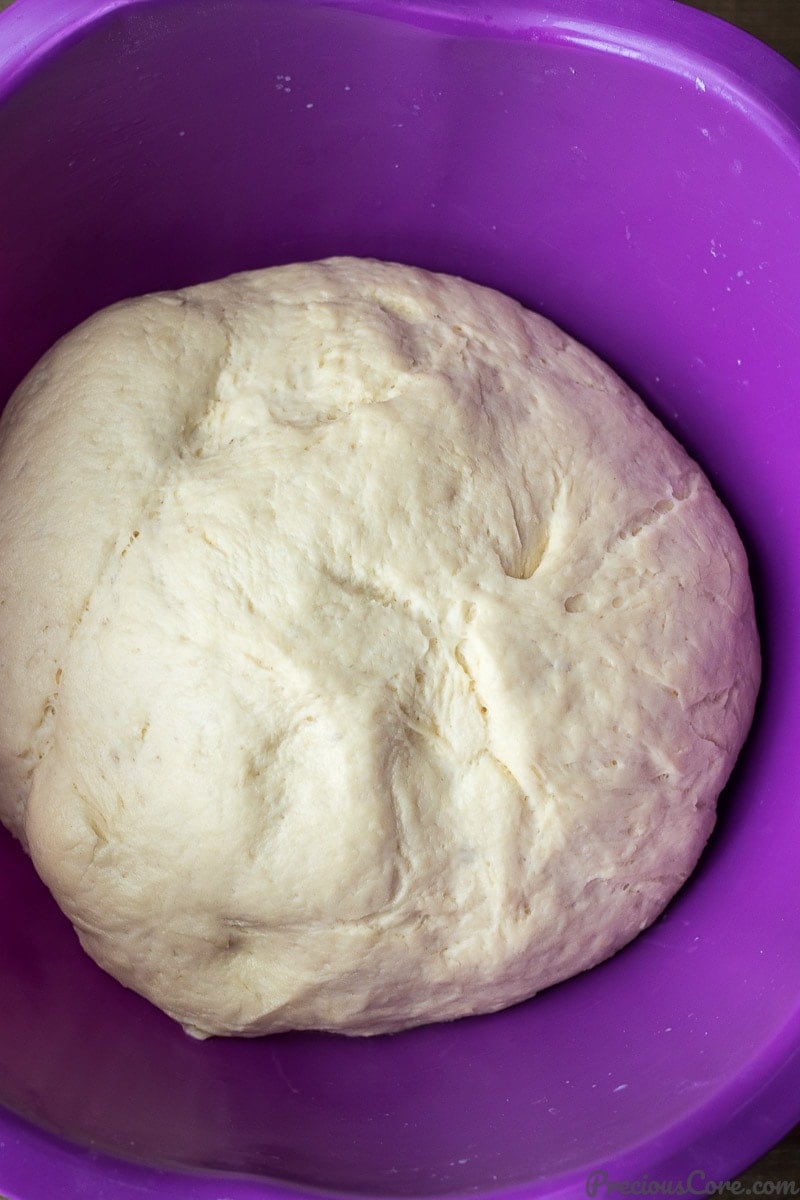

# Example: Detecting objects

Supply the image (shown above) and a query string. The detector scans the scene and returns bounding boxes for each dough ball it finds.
[0,258,759,1036]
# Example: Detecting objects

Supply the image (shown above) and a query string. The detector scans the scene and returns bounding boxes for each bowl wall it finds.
[1,1,799,1197]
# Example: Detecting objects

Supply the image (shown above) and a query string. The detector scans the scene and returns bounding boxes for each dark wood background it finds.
[0,0,797,1186]
[682,0,800,66]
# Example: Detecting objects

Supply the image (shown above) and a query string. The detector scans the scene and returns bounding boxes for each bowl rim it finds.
[2,0,800,120]
[0,0,799,1197]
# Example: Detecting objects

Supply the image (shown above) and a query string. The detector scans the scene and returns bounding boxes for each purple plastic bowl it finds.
[1,0,799,1197]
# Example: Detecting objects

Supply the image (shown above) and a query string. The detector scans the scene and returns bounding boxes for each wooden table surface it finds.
[0,0,798,1187]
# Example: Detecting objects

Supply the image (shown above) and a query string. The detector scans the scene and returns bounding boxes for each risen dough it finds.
[0,258,759,1036]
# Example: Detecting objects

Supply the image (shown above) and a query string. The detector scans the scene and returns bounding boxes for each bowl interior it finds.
[1,0,799,1195]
